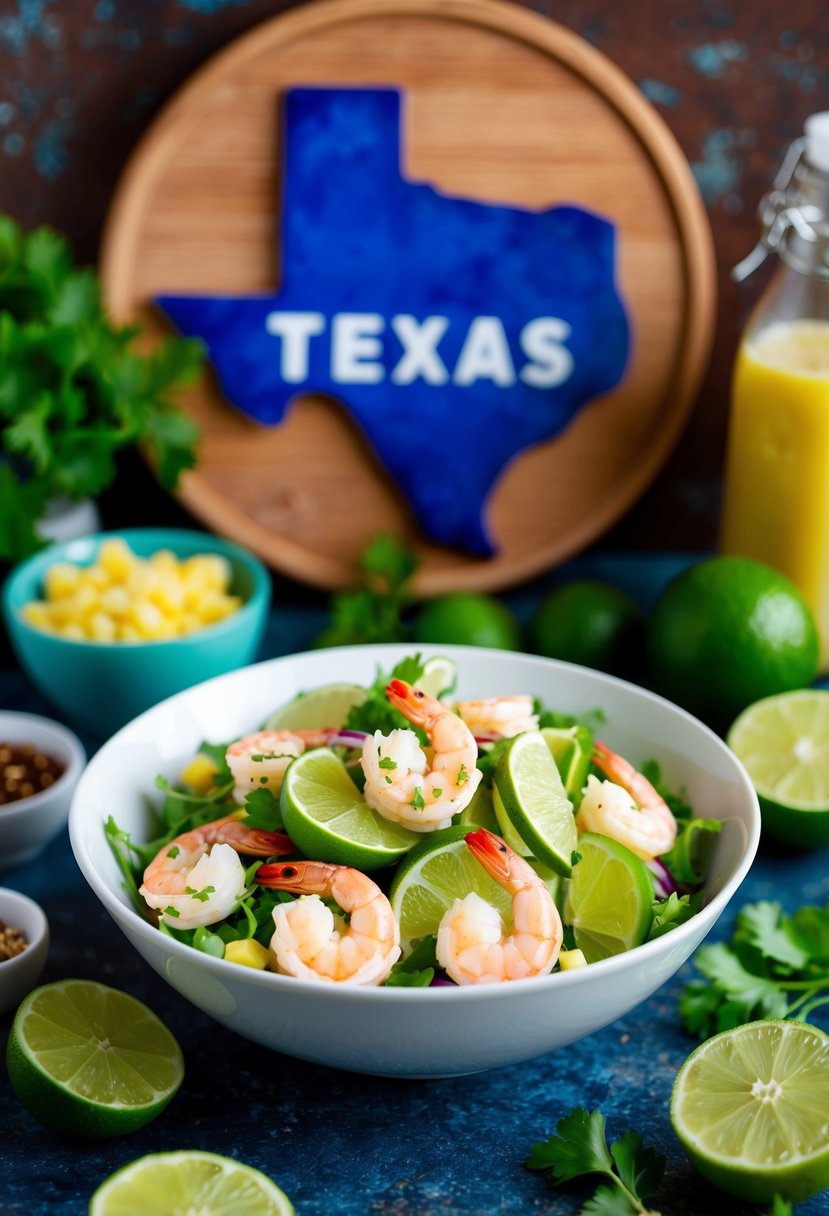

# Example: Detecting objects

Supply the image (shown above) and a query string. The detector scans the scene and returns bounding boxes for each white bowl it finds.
[69,644,760,1078]
[0,712,86,869]
[0,887,49,1013]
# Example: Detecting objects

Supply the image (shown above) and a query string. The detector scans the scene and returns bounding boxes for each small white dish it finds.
[69,644,760,1078]
[0,887,49,1014]
[0,711,86,870]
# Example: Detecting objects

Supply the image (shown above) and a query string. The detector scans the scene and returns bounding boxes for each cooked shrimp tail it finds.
[226,728,338,803]
[575,740,677,860]
[436,827,562,984]
[454,695,539,740]
[361,680,482,832]
[258,860,400,985]
[140,813,294,930]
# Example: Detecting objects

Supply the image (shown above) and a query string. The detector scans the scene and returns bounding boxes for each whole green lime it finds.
[412,592,521,650]
[530,579,645,675]
[647,556,819,729]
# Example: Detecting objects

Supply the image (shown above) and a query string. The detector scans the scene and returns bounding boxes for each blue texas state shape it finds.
[157,88,629,556]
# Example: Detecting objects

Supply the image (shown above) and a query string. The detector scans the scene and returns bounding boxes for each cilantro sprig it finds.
[315,533,418,646]
[0,215,203,561]
[681,899,829,1039]
[526,1107,665,1215]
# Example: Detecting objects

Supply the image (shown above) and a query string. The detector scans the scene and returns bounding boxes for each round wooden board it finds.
[100,0,715,594]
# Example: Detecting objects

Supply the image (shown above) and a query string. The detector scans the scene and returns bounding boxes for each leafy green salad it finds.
[106,655,721,988]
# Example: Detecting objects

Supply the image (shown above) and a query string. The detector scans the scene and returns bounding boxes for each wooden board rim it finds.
[100,0,716,594]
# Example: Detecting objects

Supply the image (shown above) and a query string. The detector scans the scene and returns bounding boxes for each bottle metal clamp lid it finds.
[733,112,829,283]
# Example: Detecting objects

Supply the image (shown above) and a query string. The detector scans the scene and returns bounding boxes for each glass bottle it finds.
[720,112,829,670]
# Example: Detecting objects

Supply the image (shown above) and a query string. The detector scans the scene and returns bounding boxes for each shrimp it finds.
[256,860,400,985]
[361,679,482,831]
[140,813,294,930]
[226,729,335,803]
[455,695,539,740]
[436,828,563,984]
[575,740,678,860]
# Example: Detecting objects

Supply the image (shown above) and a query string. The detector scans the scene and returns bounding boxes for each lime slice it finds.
[563,833,653,961]
[89,1150,295,1215]
[541,725,593,803]
[727,689,829,846]
[389,824,513,947]
[263,682,367,730]
[417,655,457,698]
[280,747,418,870]
[6,980,184,1138]
[671,1020,829,1205]
[493,730,577,876]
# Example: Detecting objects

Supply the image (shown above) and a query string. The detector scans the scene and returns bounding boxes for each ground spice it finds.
[0,921,28,961]
[0,743,64,806]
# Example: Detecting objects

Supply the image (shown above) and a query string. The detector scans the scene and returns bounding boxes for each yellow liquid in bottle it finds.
[720,319,829,669]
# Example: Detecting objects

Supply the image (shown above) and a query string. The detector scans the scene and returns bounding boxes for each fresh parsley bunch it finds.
[0,215,203,561]
[681,899,829,1039]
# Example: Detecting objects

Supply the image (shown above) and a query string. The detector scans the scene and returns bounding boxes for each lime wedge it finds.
[280,747,418,870]
[541,725,593,803]
[563,833,653,961]
[727,689,829,846]
[89,1150,295,1215]
[671,1020,829,1205]
[417,655,457,698]
[6,980,184,1138]
[389,824,513,948]
[493,730,577,876]
[263,682,367,730]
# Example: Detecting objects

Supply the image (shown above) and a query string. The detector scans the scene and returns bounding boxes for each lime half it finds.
[493,730,577,875]
[280,747,418,870]
[6,980,184,1138]
[89,1150,295,1216]
[671,1020,829,1205]
[264,682,367,730]
[727,689,829,846]
[389,824,513,948]
[564,833,653,962]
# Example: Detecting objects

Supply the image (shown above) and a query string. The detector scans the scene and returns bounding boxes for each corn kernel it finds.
[86,565,111,590]
[100,586,131,618]
[149,549,178,574]
[70,584,99,618]
[224,939,270,970]
[183,554,231,592]
[59,623,86,641]
[98,538,137,582]
[87,612,117,643]
[116,624,142,642]
[21,602,52,631]
[558,949,588,971]
[44,562,82,600]
[149,573,185,616]
[130,600,164,638]
[197,593,243,625]
[180,754,219,794]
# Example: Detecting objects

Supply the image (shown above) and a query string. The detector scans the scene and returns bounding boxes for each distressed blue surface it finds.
[1,553,828,1215]
[158,88,629,557]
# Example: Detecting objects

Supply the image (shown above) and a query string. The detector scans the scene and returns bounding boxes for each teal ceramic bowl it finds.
[2,529,271,739]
